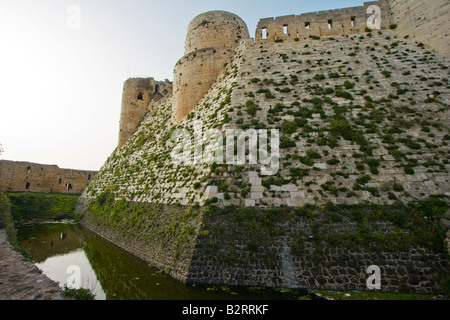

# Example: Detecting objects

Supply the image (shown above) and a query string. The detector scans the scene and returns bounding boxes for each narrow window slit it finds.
[262,28,267,40]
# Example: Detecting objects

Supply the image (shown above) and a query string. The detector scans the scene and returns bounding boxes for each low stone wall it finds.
[78,195,450,295]
[187,209,449,294]
[77,198,204,284]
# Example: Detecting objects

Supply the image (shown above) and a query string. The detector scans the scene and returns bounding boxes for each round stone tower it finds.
[173,11,250,122]
[118,78,172,149]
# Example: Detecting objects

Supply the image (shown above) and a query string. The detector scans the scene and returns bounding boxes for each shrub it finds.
[280,136,296,149]
[265,91,276,99]
[336,90,354,100]
[381,70,392,78]
[389,24,398,30]
[299,156,314,166]
[314,74,326,81]
[357,175,372,185]
[193,182,202,190]
[290,168,310,182]
[306,149,322,159]
[329,72,340,79]
[344,80,355,90]
[246,100,257,116]
[327,158,340,165]
[63,286,95,300]
[282,121,298,134]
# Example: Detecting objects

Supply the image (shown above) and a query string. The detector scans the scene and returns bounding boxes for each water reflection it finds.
[17,223,306,300]
[36,249,106,300]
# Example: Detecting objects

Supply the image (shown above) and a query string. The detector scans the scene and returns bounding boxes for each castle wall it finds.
[118,78,172,149]
[388,0,449,56]
[0,160,97,194]
[255,0,391,42]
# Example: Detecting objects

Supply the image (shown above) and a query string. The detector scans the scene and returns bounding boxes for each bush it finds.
[344,80,355,90]
[193,182,202,190]
[63,286,95,300]
[280,136,296,149]
[314,74,326,81]
[265,91,276,99]
[329,72,341,79]
[327,159,340,165]
[306,149,321,159]
[290,168,309,182]
[246,100,257,116]
[336,90,354,100]
[282,121,298,134]
[357,175,372,185]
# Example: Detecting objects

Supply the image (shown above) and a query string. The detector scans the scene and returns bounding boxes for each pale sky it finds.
[0,0,365,171]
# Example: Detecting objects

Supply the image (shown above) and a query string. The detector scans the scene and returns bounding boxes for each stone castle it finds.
[78,0,450,294]
[117,0,448,148]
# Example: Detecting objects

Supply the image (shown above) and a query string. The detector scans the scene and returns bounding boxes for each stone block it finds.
[280,184,298,192]
[411,173,427,182]
[245,199,256,207]
[313,163,327,170]
[251,192,264,200]
[291,191,306,200]
[251,186,265,193]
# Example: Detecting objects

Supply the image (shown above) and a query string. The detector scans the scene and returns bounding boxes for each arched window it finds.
[137,92,143,101]
[26,182,30,190]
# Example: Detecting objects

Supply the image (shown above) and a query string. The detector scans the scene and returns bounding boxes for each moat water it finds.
[17,222,307,300]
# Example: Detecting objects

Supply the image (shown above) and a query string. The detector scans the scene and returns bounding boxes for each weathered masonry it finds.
[256,1,392,42]
[0,160,97,194]
[117,0,449,145]
[78,0,450,295]
[118,78,173,149]
[173,11,250,123]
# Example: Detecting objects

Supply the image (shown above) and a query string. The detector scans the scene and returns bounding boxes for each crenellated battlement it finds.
[255,1,391,43]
